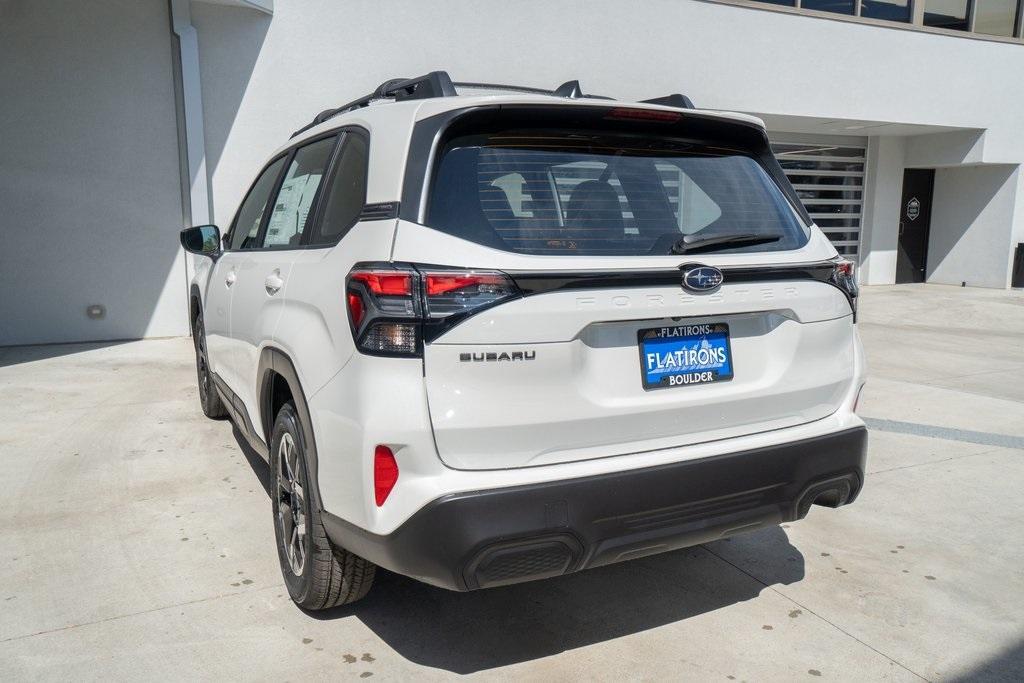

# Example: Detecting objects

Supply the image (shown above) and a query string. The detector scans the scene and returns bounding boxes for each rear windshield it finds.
[425,129,809,256]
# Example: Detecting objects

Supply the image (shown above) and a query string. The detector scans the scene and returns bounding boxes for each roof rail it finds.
[291,72,695,138]
[454,80,614,100]
[291,71,456,138]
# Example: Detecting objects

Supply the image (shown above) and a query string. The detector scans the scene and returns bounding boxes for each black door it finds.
[896,169,934,284]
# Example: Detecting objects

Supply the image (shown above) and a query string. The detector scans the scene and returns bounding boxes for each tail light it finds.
[830,257,859,315]
[346,264,521,356]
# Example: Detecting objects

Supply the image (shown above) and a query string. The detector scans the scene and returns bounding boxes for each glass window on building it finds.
[923,0,970,31]
[974,0,1019,36]
[860,0,912,22]
[801,0,856,14]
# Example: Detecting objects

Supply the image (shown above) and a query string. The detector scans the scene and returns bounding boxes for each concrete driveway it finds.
[2,284,1022,681]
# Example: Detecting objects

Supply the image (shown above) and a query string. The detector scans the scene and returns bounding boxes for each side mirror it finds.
[180,225,222,258]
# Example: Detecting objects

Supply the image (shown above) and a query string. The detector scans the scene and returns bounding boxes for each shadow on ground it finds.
[952,639,1024,682]
[233,429,805,674]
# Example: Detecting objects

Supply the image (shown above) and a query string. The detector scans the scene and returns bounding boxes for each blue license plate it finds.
[638,323,734,390]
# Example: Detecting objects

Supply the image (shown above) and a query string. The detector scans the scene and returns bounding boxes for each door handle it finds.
[225,271,236,287]
[899,222,905,237]
[265,272,284,295]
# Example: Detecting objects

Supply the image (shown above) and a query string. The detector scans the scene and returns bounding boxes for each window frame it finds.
[257,132,341,251]
[224,152,289,252]
[222,125,372,253]
[302,126,372,248]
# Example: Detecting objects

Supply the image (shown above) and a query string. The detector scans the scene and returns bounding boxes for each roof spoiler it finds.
[291,71,695,138]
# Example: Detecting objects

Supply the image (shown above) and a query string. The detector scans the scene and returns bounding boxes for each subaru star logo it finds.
[681,264,724,292]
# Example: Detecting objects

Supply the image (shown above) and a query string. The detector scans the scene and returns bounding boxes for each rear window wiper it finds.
[671,232,783,255]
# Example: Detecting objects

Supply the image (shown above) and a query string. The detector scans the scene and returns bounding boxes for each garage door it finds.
[771,140,867,261]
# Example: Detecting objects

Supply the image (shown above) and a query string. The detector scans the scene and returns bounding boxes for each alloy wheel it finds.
[194,318,210,402]
[276,432,307,576]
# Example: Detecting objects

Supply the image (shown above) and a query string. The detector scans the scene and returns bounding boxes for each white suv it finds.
[180,72,867,609]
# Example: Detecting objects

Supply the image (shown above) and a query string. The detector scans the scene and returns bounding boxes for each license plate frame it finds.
[637,323,734,391]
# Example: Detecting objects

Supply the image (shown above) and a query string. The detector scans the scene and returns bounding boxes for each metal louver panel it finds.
[771,140,867,260]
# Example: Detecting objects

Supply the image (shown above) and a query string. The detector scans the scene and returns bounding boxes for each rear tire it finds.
[192,312,228,419]
[270,402,376,608]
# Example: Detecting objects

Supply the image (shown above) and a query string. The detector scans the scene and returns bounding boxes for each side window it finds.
[229,156,286,250]
[308,133,369,246]
[262,136,337,248]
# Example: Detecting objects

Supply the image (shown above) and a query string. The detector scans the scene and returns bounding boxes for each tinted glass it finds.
[752,0,796,4]
[309,133,369,245]
[263,136,337,248]
[230,156,286,250]
[924,0,969,30]
[860,0,911,21]
[974,0,1018,36]
[802,0,855,14]
[425,131,808,256]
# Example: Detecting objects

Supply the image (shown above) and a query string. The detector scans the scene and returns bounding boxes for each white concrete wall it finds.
[927,165,1021,289]
[192,0,1024,227]
[860,136,907,285]
[0,0,188,346]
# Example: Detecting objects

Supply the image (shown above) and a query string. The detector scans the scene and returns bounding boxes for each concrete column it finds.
[859,136,906,285]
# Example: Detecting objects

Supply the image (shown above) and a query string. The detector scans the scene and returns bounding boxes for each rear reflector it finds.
[347,292,365,328]
[373,445,399,506]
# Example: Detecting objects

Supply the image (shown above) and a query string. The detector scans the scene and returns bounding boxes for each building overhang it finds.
[193,0,273,15]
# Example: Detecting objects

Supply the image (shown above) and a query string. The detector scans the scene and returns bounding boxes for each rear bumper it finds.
[322,426,867,591]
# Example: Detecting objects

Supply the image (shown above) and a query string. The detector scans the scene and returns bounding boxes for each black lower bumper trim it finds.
[322,427,867,591]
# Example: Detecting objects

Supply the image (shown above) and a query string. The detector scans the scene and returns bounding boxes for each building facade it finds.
[2,0,1022,346]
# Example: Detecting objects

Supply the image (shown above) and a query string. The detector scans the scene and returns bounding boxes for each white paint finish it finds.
[0,0,188,345]
[228,249,291,421]
[927,165,1021,288]
[859,136,906,285]
[424,316,858,470]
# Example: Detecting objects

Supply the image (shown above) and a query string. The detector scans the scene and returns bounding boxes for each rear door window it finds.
[425,129,808,256]
[262,135,337,248]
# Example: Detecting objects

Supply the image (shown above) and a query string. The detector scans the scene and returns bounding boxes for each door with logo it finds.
[897,169,935,283]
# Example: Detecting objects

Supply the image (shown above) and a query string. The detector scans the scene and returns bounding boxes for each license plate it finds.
[638,323,734,390]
